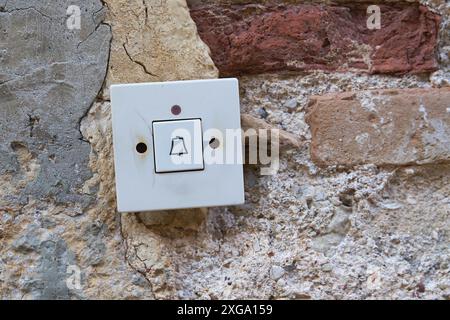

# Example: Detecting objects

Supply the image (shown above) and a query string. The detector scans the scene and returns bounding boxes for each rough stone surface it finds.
[1,0,450,300]
[189,2,440,76]
[430,0,450,86]
[0,0,111,207]
[0,0,151,300]
[113,70,449,299]
[241,114,304,152]
[102,0,218,98]
[307,88,450,167]
[0,1,111,206]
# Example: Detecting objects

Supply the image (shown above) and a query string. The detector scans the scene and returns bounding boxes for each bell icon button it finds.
[170,136,188,156]
[152,119,204,173]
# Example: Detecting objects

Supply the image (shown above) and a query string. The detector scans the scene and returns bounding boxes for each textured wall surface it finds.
[190,2,440,76]
[307,88,450,166]
[0,0,449,299]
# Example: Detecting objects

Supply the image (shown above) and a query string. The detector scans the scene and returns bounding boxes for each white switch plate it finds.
[110,79,245,213]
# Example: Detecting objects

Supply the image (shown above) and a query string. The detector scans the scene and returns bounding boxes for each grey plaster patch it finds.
[38,238,79,300]
[0,151,18,174]
[12,223,81,299]
[0,0,111,208]
[82,221,107,266]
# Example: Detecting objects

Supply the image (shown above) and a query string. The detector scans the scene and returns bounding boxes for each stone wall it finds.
[0,0,449,299]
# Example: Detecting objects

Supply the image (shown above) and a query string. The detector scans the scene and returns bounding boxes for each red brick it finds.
[189,3,440,76]
[306,88,450,167]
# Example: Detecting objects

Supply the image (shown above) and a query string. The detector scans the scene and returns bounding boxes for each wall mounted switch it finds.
[111,79,245,213]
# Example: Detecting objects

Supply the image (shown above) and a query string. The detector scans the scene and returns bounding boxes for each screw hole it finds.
[209,137,220,149]
[171,105,182,116]
[136,142,148,154]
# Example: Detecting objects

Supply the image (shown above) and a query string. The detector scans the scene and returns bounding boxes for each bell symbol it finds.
[170,136,188,156]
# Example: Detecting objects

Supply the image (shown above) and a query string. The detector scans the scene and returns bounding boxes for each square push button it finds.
[152,119,204,173]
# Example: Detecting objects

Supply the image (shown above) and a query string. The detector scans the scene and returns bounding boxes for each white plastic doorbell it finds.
[110,79,245,212]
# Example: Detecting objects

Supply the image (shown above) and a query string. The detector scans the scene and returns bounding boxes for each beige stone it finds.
[307,88,450,167]
[138,208,207,231]
[241,114,304,152]
[103,0,218,98]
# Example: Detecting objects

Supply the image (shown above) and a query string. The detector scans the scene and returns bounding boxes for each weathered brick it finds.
[306,88,450,167]
[189,3,440,76]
